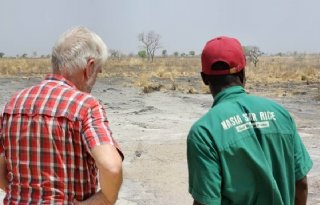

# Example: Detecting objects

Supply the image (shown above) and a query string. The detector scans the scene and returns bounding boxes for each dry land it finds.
[0,55,320,204]
[0,76,319,205]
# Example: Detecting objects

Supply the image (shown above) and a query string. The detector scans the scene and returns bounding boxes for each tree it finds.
[22,53,28,58]
[33,51,37,58]
[138,50,147,58]
[162,49,167,57]
[138,31,161,62]
[242,46,251,57]
[109,49,122,60]
[173,52,179,57]
[243,46,263,67]
[189,51,195,56]
[0,52,4,58]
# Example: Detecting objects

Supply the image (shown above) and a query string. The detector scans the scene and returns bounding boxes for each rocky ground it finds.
[0,77,319,204]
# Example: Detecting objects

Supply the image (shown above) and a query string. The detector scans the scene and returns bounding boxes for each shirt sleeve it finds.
[187,127,222,205]
[291,117,313,181]
[82,100,123,159]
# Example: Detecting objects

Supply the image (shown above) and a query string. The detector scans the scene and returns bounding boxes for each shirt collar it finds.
[44,74,77,89]
[212,86,246,107]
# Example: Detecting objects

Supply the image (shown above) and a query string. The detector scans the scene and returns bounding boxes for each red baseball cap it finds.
[201,36,246,75]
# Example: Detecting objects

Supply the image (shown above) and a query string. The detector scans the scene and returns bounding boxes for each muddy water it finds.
[0,77,319,204]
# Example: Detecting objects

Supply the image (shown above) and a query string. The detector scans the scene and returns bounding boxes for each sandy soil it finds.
[0,77,319,205]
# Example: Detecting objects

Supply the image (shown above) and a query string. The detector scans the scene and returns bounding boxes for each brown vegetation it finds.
[0,55,319,95]
[245,55,320,84]
[0,58,50,76]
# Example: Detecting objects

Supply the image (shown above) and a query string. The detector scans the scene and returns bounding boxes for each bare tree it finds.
[243,46,263,67]
[138,31,161,62]
[109,49,122,60]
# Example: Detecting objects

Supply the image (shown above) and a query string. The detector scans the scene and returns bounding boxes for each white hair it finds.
[51,26,108,73]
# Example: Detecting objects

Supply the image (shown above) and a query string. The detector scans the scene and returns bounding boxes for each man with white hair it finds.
[0,26,123,204]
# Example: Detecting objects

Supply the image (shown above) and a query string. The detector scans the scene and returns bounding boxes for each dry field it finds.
[1,55,320,105]
[0,56,320,204]
[0,55,319,80]
[0,55,319,95]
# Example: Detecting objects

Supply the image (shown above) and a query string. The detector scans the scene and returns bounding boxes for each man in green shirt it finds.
[187,36,313,205]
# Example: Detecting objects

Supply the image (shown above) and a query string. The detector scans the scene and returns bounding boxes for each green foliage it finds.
[173,52,179,57]
[138,50,147,58]
[162,49,167,57]
[189,51,195,56]
[0,52,4,58]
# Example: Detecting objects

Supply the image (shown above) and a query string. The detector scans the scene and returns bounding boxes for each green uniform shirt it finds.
[187,86,313,205]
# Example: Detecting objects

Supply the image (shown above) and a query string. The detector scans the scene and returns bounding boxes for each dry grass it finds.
[0,58,50,76]
[0,55,319,94]
[245,55,320,84]
[104,57,202,93]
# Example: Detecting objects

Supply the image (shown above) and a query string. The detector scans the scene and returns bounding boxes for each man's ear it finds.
[83,58,95,80]
[201,72,209,85]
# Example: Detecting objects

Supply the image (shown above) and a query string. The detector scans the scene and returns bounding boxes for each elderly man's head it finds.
[51,26,108,93]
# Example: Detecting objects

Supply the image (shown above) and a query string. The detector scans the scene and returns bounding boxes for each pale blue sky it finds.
[1,0,320,56]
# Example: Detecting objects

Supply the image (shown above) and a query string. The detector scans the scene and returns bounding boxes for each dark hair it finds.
[205,61,244,87]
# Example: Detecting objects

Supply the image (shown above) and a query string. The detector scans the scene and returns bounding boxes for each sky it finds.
[1,0,320,57]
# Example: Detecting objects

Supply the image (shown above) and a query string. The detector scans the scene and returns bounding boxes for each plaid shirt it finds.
[0,74,122,204]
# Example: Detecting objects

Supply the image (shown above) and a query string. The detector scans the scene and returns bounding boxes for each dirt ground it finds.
[0,77,319,205]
